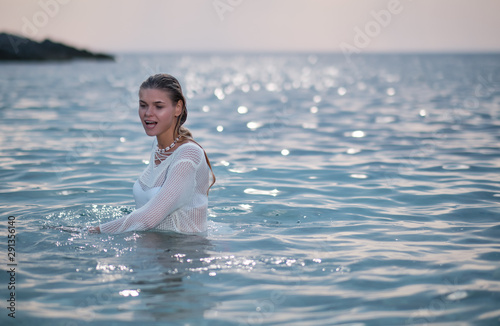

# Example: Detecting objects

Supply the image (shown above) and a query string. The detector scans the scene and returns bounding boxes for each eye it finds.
[156,106,164,109]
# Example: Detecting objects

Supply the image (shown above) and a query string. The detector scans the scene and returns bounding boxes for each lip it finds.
[144,120,158,129]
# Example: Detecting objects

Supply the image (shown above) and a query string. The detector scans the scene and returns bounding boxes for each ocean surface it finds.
[1,53,500,326]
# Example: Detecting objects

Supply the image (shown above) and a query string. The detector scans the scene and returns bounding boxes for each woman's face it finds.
[138,88,182,140]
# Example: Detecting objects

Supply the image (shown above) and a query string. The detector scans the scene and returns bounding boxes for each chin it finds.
[143,128,157,137]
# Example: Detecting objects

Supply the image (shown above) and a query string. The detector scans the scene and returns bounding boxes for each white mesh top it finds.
[99,141,210,234]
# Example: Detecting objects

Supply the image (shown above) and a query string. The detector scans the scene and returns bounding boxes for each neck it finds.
[157,133,178,149]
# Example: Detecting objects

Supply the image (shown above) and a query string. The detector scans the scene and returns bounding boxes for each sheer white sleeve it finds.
[99,144,205,234]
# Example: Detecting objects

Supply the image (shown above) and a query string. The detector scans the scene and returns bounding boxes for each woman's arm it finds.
[97,145,202,234]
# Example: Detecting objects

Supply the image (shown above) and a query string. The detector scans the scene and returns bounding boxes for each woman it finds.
[89,74,215,234]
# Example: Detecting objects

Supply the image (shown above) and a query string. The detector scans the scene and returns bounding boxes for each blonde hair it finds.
[140,74,215,193]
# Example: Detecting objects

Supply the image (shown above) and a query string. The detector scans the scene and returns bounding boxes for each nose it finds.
[143,105,153,116]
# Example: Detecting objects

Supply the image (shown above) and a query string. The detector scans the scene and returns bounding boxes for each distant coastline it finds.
[0,32,114,61]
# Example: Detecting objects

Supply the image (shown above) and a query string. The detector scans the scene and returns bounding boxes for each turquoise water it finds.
[1,53,500,325]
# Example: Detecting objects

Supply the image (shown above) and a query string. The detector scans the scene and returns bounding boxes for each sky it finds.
[1,0,499,54]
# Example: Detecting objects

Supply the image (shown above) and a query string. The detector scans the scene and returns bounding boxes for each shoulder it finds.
[173,141,205,165]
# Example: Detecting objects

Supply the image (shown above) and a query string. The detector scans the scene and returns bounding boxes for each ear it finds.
[175,100,183,117]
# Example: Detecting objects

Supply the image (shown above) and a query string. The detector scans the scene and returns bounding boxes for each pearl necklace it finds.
[156,136,181,154]
[154,136,180,162]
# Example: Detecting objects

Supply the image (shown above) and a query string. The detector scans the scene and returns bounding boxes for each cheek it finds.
[157,110,174,121]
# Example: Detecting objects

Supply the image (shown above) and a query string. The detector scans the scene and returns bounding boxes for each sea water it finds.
[0,53,499,325]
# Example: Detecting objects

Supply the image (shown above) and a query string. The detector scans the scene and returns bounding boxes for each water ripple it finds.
[1,53,500,325]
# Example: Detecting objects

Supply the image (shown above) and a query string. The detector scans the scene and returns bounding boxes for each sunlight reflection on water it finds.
[1,53,500,325]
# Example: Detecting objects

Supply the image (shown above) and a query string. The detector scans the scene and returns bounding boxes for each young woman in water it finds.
[88,74,215,234]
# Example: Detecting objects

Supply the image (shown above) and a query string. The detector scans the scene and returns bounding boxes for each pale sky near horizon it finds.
[1,0,499,54]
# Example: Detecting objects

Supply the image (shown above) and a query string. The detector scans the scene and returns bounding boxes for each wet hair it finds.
[139,73,215,192]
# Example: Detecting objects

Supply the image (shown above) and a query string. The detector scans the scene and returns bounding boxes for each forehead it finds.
[139,88,171,101]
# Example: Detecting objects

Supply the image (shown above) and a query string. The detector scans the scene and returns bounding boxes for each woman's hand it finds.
[88,226,101,234]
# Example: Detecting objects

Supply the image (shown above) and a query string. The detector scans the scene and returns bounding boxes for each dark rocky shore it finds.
[0,32,114,61]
